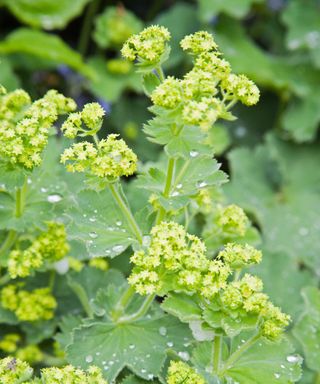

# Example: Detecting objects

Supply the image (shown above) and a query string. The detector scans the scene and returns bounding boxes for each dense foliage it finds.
[0,1,319,383]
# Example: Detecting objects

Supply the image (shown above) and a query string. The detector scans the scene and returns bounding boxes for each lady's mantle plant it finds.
[0,26,302,383]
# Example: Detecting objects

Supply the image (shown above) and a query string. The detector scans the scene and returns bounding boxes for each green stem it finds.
[69,281,94,318]
[156,157,175,224]
[314,372,320,384]
[112,285,136,320]
[15,177,28,218]
[118,294,155,323]
[0,230,17,258]
[233,269,241,281]
[212,335,222,374]
[156,66,165,82]
[78,0,101,56]
[49,270,56,291]
[108,183,143,245]
[220,333,261,375]
[93,133,100,147]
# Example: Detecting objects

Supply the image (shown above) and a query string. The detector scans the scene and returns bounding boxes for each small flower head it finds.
[121,25,170,63]
[167,361,205,384]
[221,74,260,106]
[41,365,108,384]
[217,243,262,269]
[180,31,218,55]
[61,134,137,180]
[8,222,69,279]
[0,357,33,382]
[0,333,21,353]
[151,76,183,109]
[81,103,105,130]
[1,285,57,322]
[182,97,221,131]
[216,204,249,237]
[261,303,291,340]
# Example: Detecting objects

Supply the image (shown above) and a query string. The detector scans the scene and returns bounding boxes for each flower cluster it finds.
[0,357,33,382]
[0,333,21,353]
[61,134,137,179]
[1,285,57,321]
[61,102,105,139]
[128,221,231,297]
[167,361,205,384]
[144,30,259,131]
[217,243,262,268]
[216,204,249,237]
[41,365,108,384]
[121,25,170,64]
[0,89,76,169]
[8,222,69,278]
[221,274,290,340]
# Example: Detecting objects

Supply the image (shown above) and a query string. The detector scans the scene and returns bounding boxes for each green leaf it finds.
[192,337,302,383]
[0,304,18,325]
[0,28,95,79]
[293,287,320,372]
[121,375,153,384]
[67,311,192,381]
[282,0,320,68]
[87,56,141,102]
[161,293,202,322]
[225,134,320,271]
[0,56,20,90]
[2,0,91,30]
[55,315,83,350]
[142,73,160,97]
[66,189,138,258]
[198,0,263,20]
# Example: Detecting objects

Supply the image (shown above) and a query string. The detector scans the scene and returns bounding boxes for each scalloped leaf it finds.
[0,28,95,79]
[293,287,320,372]
[66,188,138,258]
[2,0,91,30]
[161,293,202,322]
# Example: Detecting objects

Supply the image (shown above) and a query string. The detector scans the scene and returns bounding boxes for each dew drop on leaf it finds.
[196,181,207,188]
[286,355,299,363]
[85,355,93,363]
[47,193,62,203]
[112,245,125,253]
[89,232,98,239]
[190,150,199,158]
[274,373,281,379]
[159,326,167,336]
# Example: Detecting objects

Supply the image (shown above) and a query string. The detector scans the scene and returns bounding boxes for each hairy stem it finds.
[78,0,101,56]
[212,335,222,374]
[112,285,136,320]
[156,157,175,224]
[69,281,94,318]
[156,66,165,82]
[118,293,156,323]
[109,183,143,245]
[220,333,261,375]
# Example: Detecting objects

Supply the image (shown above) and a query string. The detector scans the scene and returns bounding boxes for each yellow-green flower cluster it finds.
[1,285,57,322]
[221,73,260,106]
[167,361,205,384]
[89,258,109,271]
[0,333,21,353]
[41,365,108,384]
[106,58,133,75]
[180,31,218,55]
[121,25,170,63]
[147,30,259,131]
[216,204,249,237]
[221,274,290,340]
[61,102,105,139]
[151,76,182,109]
[8,222,69,278]
[218,243,262,268]
[61,134,137,179]
[0,357,33,382]
[16,345,43,364]
[0,89,76,169]
[128,221,231,297]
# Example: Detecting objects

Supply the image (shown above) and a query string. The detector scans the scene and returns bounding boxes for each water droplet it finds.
[280,364,285,369]
[299,227,309,236]
[167,341,174,347]
[196,181,207,188]
[159,326,167,336]
[147,374,154,379]
[96,352,100,356]
[190,150,199,158]
[112,245,125,253]
[116,220,122,226]
[89,217,96,222]
[286,355,299,363]
[104,366,109,371]
[85,355,93,363]
[235,126,247,138]
[141,368,146,374]
[171,190,179,197]
[142,236,151,247]
[89,232,98,239]
[109,360,114,365]
[47,194,62,203]
[178,351,190,361]
[41,187,48,193]
[176,183,183,189]
[129,344,135,349]
[274,373,280,379]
